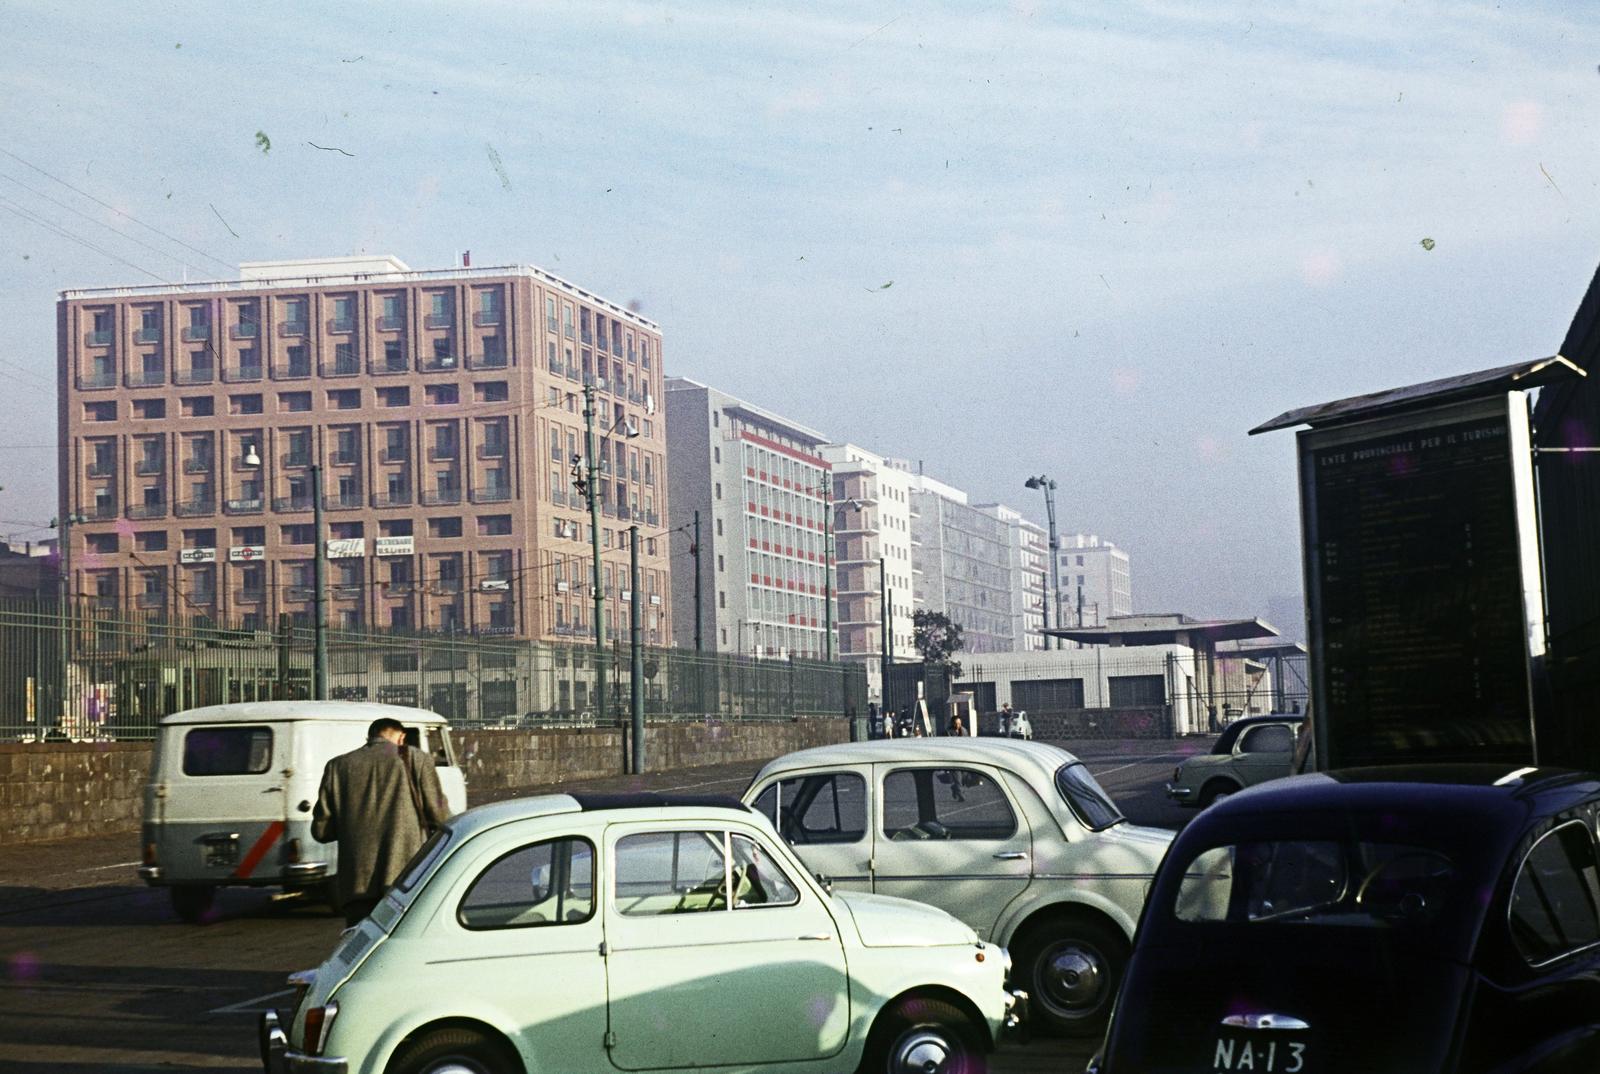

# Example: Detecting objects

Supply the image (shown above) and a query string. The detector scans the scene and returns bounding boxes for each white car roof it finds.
[751,737,1081,786]
[159,700,450,726]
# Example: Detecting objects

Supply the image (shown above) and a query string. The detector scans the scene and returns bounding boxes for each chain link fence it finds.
[0,598,866,741]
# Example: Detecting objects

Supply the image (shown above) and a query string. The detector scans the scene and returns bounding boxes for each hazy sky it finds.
[3,1,1598,639]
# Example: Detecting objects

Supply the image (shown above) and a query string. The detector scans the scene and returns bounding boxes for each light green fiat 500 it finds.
[262,792,1023,1074]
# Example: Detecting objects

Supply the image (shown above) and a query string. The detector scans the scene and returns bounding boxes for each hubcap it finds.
[889,1028,953,1074]
[1039,942,1106,1014]
[424,1062,486,1074]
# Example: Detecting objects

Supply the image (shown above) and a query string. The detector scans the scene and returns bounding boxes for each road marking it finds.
[207,987,295,1015]
[83,859,142,871]
[1091,758,1174,778]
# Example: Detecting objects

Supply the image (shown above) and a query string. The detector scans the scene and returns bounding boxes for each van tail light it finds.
[285,838,302,864]
[303,1001,338,1055]
[142,842,158,867]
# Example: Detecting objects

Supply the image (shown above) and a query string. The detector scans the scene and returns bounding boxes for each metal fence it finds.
[0,598,867,740]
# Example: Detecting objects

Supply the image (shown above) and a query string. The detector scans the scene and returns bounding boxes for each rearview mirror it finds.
[814,872,834,895]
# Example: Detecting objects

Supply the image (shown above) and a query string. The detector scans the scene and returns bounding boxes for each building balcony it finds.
[224,365,264,383]
[330,450,358,466]
[189,590,216,606]
[126,369,166,387]
[547,357,563,375]
[376,315,405,331]
[476,443,507,460]
[136,591,165,609]
[472,486,512,504]
[379,448,408,464]
[328,318,356,334]
[182,325,211,342]
[134,327,161,344]
[427,446,459,462]
[324,492,364,511]
[128,502,169,520]
[324,360,361,378]
[580,329,593,345]
[183,457,213,474]
[273,495,313,513]
[424,314,453,330]
[224,497,264,515]
[173,367,215,386]
[371,491,412,508]
[234,587,266,604]
[370,359,410,376]
[230,322,260,340]
[283,452,312,468]
[86,461,114,478]
[469,350,507,369]
[276,363,313,380]
[173,499,213,518]
[76,372,117,390]
[135,459,164,476]
[83,503,118,521]
[421,488,462,506]
[565,363,579,380]
[279,320,309,337]
[473,310,502,327]
[85,329,115,347]
[421,354,459,372]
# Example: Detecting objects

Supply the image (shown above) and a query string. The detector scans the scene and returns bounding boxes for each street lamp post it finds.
[310,462,329,698]
[1024,475,1062,651]
[575,384,640,722]
[52,509,86,730]
[629,524,644,773]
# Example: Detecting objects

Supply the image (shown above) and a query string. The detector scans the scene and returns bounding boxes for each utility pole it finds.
[630,525,644,774]
[878,556,888,715]
[311,463,329,699]
[1025,475,1062,650]
[53,510,85,729]
[823,484,834,662]
[582,384,606,721]
[691,510,703,652]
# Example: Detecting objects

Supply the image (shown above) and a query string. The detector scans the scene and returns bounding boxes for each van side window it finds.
[182,726,273,776]
[751,772,867,845]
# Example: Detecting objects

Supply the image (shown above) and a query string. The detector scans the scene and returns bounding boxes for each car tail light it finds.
[142,842,158,866]
[285,838,302,864]
[303,1001,339,1056]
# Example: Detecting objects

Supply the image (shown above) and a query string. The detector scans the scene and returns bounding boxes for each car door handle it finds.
[993,852,1028,861]
[797,933,833,941]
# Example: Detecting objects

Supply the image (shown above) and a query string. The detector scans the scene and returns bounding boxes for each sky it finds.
[2,0,1599,640]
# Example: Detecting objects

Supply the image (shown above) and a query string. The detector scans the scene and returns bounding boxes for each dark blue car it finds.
[1092,765,1600,1073]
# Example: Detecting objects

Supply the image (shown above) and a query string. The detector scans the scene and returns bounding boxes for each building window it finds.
[279,392,311,413]
[229,394,261,416]
[429,516,463,539]
[426,384,459,406]
[133,398,166,419]
[182,396,213,418]
[474,380,508,403]
[378,386,409,407]
[478,515,512,536]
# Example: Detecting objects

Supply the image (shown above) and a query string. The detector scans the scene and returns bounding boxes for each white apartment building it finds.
[978,503,1048,652]
[1056,533,1133,627]
[902,470,1021,654]
[665,378,831,658]
[820,444,915,702]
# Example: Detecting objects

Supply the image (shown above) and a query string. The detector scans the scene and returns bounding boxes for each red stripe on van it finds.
[233,821,285,880]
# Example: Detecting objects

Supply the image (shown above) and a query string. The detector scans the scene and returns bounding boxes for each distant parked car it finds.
[1165,714,1304,808]
[263,792,1024,1074]
[1008,711,1034,741]
[1092,765,1600,1074]
[745,738,1172,1037]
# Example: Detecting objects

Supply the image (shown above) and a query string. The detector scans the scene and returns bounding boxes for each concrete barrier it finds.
[0,718,850,847]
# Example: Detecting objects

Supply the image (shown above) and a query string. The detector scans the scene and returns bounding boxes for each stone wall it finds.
[0,718,850,847]
[0,740,150,845]
[1029,707,1172,740]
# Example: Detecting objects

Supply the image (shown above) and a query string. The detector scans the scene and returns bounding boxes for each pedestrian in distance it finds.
[948,714,967,737]
[998,702,1014,737]
[313,716,452,926]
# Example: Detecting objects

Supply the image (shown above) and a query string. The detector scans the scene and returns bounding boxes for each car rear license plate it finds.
[203,837,239,868]
[1211,1035,1309,1072]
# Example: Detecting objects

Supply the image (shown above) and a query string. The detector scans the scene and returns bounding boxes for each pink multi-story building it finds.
[56,255,670,643]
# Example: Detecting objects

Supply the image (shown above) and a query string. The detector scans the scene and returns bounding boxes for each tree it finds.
[912,609,966,679]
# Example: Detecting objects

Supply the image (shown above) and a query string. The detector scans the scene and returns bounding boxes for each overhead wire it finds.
[0,170,212,279]
[0,194,172,283]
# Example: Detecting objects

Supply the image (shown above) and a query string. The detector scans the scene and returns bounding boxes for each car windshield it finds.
[1055,763,1124,830]
[1173,839,1457,930]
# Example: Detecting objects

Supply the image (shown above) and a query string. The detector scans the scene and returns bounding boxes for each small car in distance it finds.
[1165,714,1303,808]
[1093,765,1600,1073]
[263,792,1023,1074]
[745,739,1172,1038]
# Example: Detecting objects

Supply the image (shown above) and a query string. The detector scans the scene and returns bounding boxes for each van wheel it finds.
[1014,918,1127,1037]
[857,997,984,1074]
[170,884,216,924]
[389,1027,521,1074]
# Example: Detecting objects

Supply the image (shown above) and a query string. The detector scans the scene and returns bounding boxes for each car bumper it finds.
[1002,988,1030,1042]
[1164,782,1197,805]
[259,1010,347,1074]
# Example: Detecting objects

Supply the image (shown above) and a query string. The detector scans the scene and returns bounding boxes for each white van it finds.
[138,700,468,922]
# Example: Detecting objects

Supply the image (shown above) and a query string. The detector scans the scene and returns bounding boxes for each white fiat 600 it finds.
[744,739,1173,1036]
[262,792,1023,1074]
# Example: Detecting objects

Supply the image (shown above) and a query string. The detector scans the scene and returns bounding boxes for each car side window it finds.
[729,833,801,907]
[1239,724,1294,754]
[751,772,867,845]
[614,830,731,916]
[1508,821,1600,965]
[458,836,595,930]
[882,768,1017,841]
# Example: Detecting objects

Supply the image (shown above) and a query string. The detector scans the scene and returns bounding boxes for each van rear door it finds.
[160,722,290,884]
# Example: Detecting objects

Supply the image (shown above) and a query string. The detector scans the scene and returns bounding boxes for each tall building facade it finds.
[820,444,914,702]
[906,474,1020,654]
[1056,533,1133,627]
[665,379,831,658]
[56,256,670,643]
[977,503,1048,651]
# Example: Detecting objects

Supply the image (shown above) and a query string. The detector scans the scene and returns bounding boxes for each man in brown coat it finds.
[312,716,451,925]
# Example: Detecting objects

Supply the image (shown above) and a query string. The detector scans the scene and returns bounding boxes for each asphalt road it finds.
[0,735,1207,1073]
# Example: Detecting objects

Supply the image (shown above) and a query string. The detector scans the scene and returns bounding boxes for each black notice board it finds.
[1302,399,1536,768]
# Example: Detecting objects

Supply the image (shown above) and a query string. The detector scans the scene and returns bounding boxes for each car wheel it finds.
[857,997,985,1074]
[170,884,216,924]
[389,1028,521,1074]
[1198,780,1239,808]
[1015,919,1127,1037]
